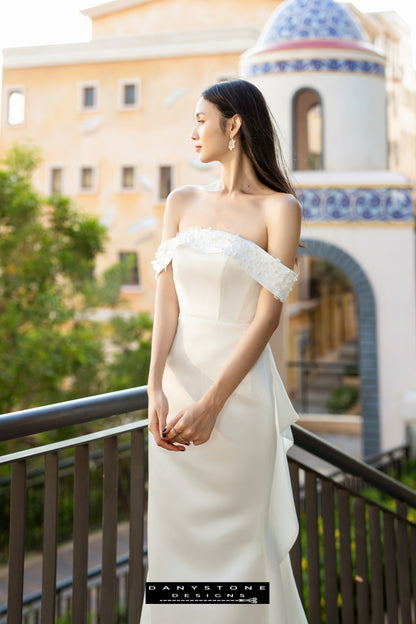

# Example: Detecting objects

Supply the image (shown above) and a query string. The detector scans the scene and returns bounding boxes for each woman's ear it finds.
[230,114,242,137]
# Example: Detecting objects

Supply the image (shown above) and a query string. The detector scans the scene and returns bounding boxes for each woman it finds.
[140,79,307,623]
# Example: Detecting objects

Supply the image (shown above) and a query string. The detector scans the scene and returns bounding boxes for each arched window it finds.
[293,89,323,170]
[6,88,25,126]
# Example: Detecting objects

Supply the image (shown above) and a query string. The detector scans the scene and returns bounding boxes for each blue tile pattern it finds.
[258,0,366,46]
[243,58,385,77]
[297,187,413,221]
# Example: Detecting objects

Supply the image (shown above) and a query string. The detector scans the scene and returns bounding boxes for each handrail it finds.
[292,424,416,508]
[0,387,415,508]
[0,419,148,466]
[328,442,409,477]
[364,443,410,466]
[0,386,148,443]
[0,441,133,488]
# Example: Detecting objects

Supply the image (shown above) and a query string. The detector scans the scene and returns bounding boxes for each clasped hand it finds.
[148,390,219,451]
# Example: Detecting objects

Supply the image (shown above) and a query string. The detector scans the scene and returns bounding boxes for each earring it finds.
[228,133,236,151]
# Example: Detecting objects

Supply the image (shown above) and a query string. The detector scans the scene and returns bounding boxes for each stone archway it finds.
[299,239,380,457]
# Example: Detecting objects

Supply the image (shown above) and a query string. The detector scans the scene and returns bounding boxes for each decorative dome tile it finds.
[258,0,368,48]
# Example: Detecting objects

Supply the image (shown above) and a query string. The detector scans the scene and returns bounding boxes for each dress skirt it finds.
[140,314,307,623]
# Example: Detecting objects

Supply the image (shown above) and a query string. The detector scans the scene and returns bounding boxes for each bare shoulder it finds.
[168,184,201,201]
[262,192,302,269]
[162,186,199,240]
[263,192,302,226]
[165,185,200,211]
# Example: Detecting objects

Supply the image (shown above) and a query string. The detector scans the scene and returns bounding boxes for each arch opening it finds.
[297,239,380,457]
[293,88,323,171]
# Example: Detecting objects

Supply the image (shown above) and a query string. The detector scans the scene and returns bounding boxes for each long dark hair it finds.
[201,79,295,196]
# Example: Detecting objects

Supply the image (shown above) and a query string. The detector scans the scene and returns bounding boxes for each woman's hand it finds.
[162,397,221,448]
[148,388,187,452]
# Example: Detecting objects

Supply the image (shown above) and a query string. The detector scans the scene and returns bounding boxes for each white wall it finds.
[249,68,387,171]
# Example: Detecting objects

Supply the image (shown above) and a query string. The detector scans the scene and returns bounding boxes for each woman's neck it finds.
[217,149,261,196]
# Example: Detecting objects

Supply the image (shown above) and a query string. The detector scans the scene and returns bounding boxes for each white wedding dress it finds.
[140,227,308,623]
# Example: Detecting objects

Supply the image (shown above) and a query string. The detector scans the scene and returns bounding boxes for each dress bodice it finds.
[152,227,298,324]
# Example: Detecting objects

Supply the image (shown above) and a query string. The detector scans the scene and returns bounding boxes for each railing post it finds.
[40,452,58,624]
[321,480,339,624]
[383,514,398,623]
[7,460,26,624]
[100,436,118,624]
[368,506,384,623]
[396,502,412,623]
[304,472,320,623]
[288,461,303,601]
[338,489,354,623]
[410,525,416,618]
[72,444,90,623]
[128,429,145,623]
[353,498,369,623]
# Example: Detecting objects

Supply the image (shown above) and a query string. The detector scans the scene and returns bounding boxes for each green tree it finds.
[107,313,153,392]
[0,145,152,415]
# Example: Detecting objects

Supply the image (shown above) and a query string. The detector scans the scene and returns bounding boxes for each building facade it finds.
[1,0,416,454]
[1,0,415,313]
[0,0,279,311]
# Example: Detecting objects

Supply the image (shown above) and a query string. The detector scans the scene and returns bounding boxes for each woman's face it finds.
[191,97,229,163]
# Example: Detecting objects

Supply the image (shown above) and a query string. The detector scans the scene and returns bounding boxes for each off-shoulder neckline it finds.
[153,225,298,301]
[168,225,287,266]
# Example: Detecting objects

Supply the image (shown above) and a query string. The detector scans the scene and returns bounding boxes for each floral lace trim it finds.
[152,226,298,302]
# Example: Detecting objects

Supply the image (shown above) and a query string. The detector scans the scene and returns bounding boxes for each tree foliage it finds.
[0,145,152,414]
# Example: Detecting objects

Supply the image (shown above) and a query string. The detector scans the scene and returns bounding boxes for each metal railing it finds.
[2,554,130,624]
[0,387,415,623]
[289,457,416,623]
[0,388,148,624]
[328,443,410,491]
[365,443,410,476]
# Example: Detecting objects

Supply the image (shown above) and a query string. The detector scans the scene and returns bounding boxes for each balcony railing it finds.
[0,387,415,623]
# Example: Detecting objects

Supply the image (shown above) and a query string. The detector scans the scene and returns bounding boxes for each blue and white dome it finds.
[257,0,368,51]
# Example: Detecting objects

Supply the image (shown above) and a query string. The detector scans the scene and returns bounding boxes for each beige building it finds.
[0,0,280,312]
[1,0,415,314]
[2,0,415,314]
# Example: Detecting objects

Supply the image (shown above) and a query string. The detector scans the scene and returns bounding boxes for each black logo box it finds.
[146,582,270,604]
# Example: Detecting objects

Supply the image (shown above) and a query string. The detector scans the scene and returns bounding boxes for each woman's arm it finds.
[147,191,188,452]
[163,194,301,447]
